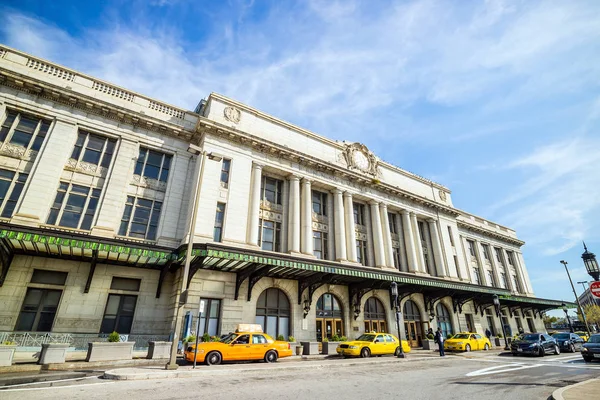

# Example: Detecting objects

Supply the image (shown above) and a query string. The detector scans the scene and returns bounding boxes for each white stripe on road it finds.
[0,375,99,389]
[0,382,114,392]
[466,363,543,377]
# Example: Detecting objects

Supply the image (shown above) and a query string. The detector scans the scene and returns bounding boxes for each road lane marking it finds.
[0,382,114,392]
[466,363,543,376]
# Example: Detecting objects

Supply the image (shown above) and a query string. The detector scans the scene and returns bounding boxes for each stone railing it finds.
[0,332,170,350]
[0,332,73,347]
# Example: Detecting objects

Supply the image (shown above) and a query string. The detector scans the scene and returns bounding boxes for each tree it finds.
[543,315,558,327]
[579,304,600,326]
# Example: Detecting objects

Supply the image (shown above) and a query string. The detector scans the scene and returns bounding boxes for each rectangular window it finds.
[260,176,283,205]
[500,272,508,289]
[353,203,365,225]
[134,148,172,182]
[388,213,397,234]
[393,247,401,269]
[313,231,328,260]
[31,269,68,285]
[213,202,226,242]
[472,268,481,285]
[258,218,281,252]
[356,239,368,265]
[0,109,51,151]
[467,240,476,257]
[220,159,231,188]
[312,191,327,216]
[198,298,221,337]
[507,251,515,266]
[118,196,163,240]
[70,130,116,168]
[100,294,137,334]
[46,182,101,230]
[110,277,141,291]
[512,275,521,293]
[453,255,459,272]
[486,270,495,287]
[418,221,426,241]
[0,168,28,218]
[15,288,62,331]
[495,248,503,264]
[447,226,455,247]
[482,244,490,261]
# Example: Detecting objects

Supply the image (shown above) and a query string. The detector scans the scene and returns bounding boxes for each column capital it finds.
[288,174,300,181]
[331,188,344,195]
[400,209,410,216]
[379,203,388,211]
[301,177,312,184]
[343,191,353,199]
[368,200,380,206]
[252,162,264,170]
[427,218,437,224]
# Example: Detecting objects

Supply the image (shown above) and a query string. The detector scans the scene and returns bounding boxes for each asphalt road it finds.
[1,352,599,400]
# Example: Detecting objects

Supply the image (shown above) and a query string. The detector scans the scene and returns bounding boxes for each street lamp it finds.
[577,281,590,307]
[166,147,222,370]
[560,260,591,337]
[492,295,510,350]
[390,282,406,358]
[582,242,599,281]
[562,303,574,333]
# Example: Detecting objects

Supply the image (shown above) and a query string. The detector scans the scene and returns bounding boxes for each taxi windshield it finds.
[220,333,238,344]
[452,334,470,339]
[356,334,376,342]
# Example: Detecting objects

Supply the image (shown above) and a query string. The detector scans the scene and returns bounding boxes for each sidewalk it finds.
[552,378,600,400]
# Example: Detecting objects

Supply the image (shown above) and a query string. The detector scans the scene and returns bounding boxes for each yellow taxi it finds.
[575,332,589,342]
[336,332,411,358]
[184,324,293,365]
[444,332,491,352]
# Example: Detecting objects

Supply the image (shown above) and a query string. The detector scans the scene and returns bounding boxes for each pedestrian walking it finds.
[435,327,445,357]
[485,328,491,340]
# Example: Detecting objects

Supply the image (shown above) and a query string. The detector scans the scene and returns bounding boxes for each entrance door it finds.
[364,320,387,333]
[316,318,344,341]
[404,321,421,347]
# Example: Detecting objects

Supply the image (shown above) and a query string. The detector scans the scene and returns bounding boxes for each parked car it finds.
[511,333,559,356]
[574,331,589,342]
[444,332,491,352]
[336,333,410,358]
[581,334,600,362]
[184,325,293,365]
[552,332,585,353]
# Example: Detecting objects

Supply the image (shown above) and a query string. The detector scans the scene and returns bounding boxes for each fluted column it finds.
[401,210,418,272]
[369,201,386,268]
[246,163,263,246]
[428,219,446,277]
[333,189,347,261]
[344,192,357,262]
[411,212,426,273]
[300,178,313,255]
[395,213,407,271]
[380,204,394,267]
[287,175,301,253]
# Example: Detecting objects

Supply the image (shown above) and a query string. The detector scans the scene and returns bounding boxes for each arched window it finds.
[364,297,387,333]
[316,293,344,341]
[436,303,453,339]
[403,300,421,321]
[255,288,290,339]
[316,293,343,318]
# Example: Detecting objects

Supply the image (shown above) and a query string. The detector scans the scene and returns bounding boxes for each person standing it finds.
[485,328,492,340]
[435,327,445,357]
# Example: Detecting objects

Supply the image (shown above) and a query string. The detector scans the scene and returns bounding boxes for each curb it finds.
[551,378,600,400]
[104,355,451,381]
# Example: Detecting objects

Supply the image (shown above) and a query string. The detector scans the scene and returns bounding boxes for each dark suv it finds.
[552,332,585,352]
[511,333,559,356]
[581,334,600,362]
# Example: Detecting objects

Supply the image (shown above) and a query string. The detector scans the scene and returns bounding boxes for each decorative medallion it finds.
[223,106,241,124]
[438,190,447,202]
[342,142,379,176]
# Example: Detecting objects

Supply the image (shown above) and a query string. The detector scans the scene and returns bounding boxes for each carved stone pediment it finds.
[342,142,379,176]
[131,174,167,192]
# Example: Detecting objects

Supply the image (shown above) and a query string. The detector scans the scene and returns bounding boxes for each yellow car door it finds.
[474,334,486,350]
[384,334,396,355]
[230,334,251,360]
[372,334,386,355]
[250,334,269,360]
[469,334,478,350]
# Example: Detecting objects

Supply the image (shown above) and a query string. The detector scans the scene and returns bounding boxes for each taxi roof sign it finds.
[235,324,263,333]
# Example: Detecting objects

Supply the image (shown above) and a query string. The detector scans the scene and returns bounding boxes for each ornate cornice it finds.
[457,220,525,247]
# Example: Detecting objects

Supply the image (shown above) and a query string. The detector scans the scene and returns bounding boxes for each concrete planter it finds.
[38,343,69,364]
[0,345,17,367]
[147,341,171,359]
[321,342,340,355]
[86,342,134,362]
[494,338,502,347]
[301,341,319,355]
[295,345,303,356]
[422,339,436,350]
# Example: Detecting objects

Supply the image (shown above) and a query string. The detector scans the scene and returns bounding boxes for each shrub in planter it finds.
[340,336,347,342]
[427,333,435,340]
[86,332,134,362]
[277,335,285,341]
[209,336,221,342]
[201,333,211,343]
[183,335,196,344]
[108,331,120,343]
[288,336,295,343]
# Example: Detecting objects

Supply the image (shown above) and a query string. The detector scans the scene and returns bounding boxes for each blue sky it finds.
[1,0,599,315]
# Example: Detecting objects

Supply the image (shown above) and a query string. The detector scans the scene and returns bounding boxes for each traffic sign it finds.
[590,281,600,299]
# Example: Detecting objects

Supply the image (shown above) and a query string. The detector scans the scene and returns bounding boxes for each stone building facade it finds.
[0,45,565,349]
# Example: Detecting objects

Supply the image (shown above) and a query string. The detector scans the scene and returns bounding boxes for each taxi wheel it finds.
[205,351,222,366]
[465,344,471,352]
[360,348,371,358]
[484,344,489,351]
[264,350,278,363]
[394,347,401,356]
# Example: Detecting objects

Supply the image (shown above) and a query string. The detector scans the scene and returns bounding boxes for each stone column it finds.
[411,212,426,273]
[515,252,534,294]
[300,178,313,255]
[246,163,263,246]
[380,204,394,267]
[344,192,357,262]
[401,210,418,272]
[395,213,408,271]
[428,219,446,277]
[287,175,301,253]
[369,201,386,268]
[333,189,347,261]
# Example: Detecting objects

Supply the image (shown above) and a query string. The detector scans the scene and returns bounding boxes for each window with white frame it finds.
[353,203,365,225]
[392,246,401,269]
[260,176,283,205]
[134,148,172,182]
[388,212,397,234]
[467,240,476,257]
[0,109,51,152]
[356,239,368,265]
[258,218,281,252]
[220,159,231,188]
[507,251,515,266]
[118,196,163,240]
[472,267,481,285]
[512,274,521,293]
[494,248,503,264]
[0,168,28,218]
[313,231,328,259]
[500,272,508,289]
[213,202,226,242]
[70,130,116,168]
[482,244,490,261]
[486,270,495,287]
[447,226,455,247]
[47,182,101,230]
[312,190,327,217]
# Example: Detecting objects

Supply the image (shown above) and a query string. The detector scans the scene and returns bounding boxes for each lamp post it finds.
[166,147,222,370]
[560,260,591,337]
[492,295,510,350]
[562,303,574,333]
[390,282,406,358]
[577,281,590,307]
[582,243,600,281]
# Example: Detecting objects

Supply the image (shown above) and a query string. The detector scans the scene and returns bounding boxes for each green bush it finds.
[184,335,196,343]
[340,336,347,342]
[201,333,211,342]
[276,334,285,341]
[496,333,503,338]
[427,333,435,340]
[322,337,329,342]
[331,334,341,342]
[288,336,295,342]
[209,336,221,342]
[107,332,120,343]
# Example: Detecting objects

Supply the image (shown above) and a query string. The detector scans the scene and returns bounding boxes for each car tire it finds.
[538,348,544,357]
[583,357,592,363]
[554,345,560,355]
[465,344,471,352]
[264,350,278,363]
[394,346,401,356]
[205,351,222,366]
[360,347,371,358]
[570,344,575,353]
[511,352,518,356]
[484,344,489,351]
